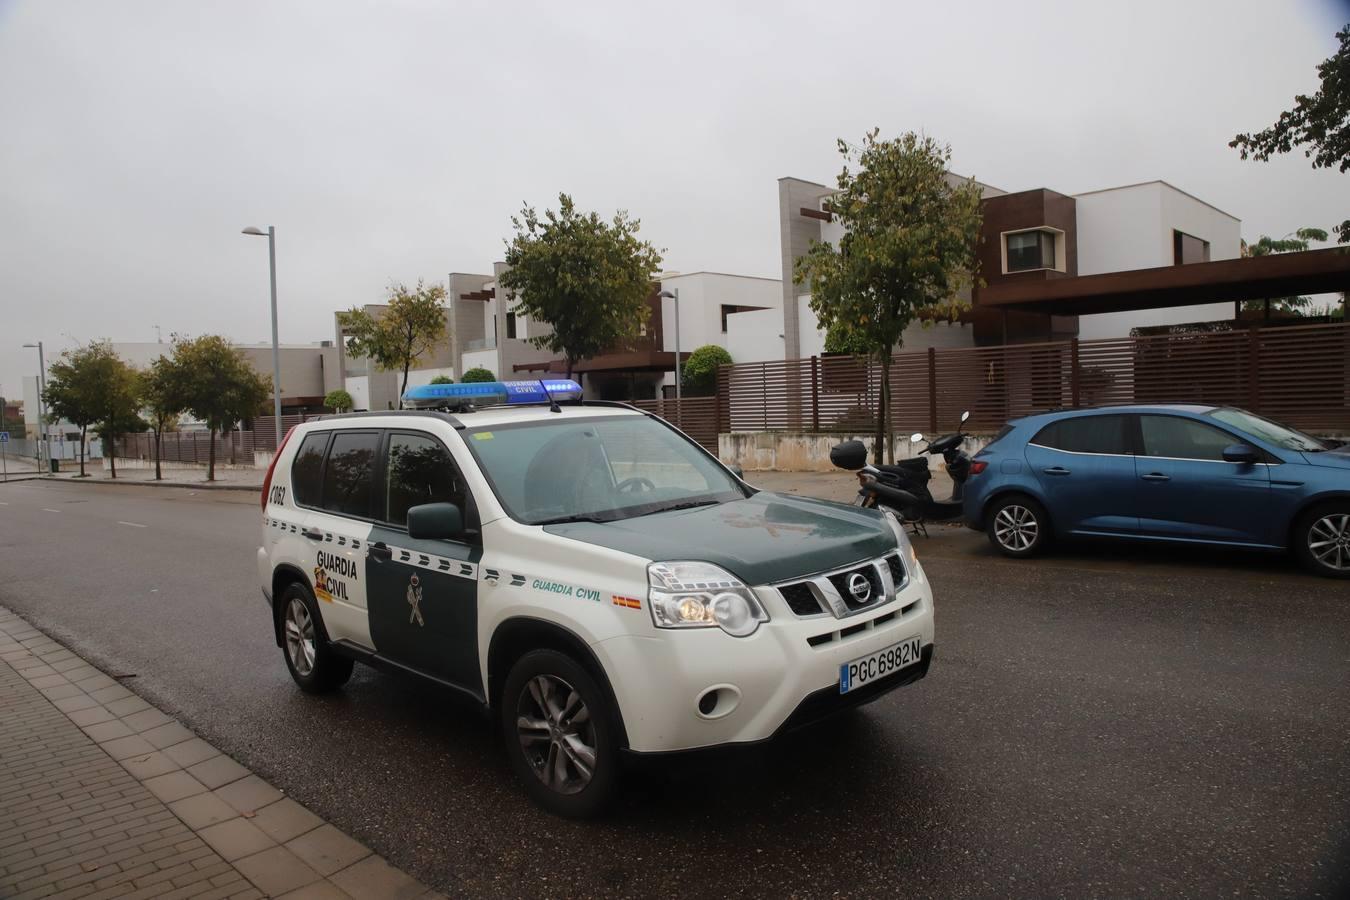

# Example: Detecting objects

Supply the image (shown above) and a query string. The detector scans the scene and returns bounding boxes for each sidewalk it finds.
[44,462,263,492]
[0,608,440,899]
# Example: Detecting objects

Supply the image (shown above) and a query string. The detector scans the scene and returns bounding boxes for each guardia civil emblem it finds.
[407,574,425,627]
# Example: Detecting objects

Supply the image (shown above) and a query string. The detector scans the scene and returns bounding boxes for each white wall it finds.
[659,273,781,355]
[1075,181,1241,339]
[796,295,976,358]
[402,367,456,389]
[725,308,785,363]
[461,348,498,378]
[344,376,370,411]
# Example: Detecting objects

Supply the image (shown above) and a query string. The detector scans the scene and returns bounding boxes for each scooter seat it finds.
[876,458,930,477]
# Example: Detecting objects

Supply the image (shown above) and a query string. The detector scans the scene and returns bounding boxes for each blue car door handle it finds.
[1042,466,1071,476]
[1141,472,1170,482]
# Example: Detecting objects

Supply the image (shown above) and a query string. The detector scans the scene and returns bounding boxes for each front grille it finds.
[886,555,904,585]
[779,582,824,616]
[774,552,903,620]
[827,565,884,612]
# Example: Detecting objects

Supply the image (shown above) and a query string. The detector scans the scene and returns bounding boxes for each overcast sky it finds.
[1,0,1347,399]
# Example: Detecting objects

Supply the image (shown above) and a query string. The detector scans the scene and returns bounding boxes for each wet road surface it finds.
[2,479,1348,897]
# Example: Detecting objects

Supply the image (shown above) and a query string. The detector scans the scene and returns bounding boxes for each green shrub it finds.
[429,375,454,384]
[681,345,732,396]
[323,389,354,412]
[461,367,496,383]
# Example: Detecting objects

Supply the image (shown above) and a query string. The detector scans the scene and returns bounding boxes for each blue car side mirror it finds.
[1222,444,1259,464]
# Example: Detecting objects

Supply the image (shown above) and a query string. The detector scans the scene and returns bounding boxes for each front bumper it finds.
[594,560,936,753]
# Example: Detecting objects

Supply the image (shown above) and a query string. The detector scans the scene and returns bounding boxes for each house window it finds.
[1173,230,1210,265]
[1006,230,1056,272]
[505,312,517,340]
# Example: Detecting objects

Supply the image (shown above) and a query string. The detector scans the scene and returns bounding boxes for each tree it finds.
[1231,25,1350,243]
[428,375,454,385]
[795,130,984,463]
[324,389,354,412]
[140,357,185,481]
[92,356,145,480]
[460,367,496,383]
[500,193,663,378]
[1240,228,1330,318]
[171,335,270,481]
[340,282,449,408]
[681,345,732,396]
[43,341,126,477]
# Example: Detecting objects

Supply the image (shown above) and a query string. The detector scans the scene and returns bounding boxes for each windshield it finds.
[1206,408,1327,453]
[463,415,747,525]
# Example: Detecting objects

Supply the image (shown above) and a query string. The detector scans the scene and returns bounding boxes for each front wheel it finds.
[501,650,620,818]
[986,495,1050,558]
[1293,504,1350,579]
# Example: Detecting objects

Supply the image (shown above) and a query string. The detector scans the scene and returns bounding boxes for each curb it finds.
[45,477,261,493]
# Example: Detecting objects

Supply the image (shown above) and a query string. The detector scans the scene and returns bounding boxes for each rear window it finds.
[985,424,1015,449]
[320,431,380,518]
[1032,415,1131,455]
[291,432,329,507]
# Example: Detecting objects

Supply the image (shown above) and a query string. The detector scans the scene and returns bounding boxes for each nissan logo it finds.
[847,572,871,603]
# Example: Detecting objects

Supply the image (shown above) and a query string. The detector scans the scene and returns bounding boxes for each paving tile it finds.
[232,845,322,896]
[120,750,180,780]
[81,720,135,742]
[187,755,250,791]
[16,662,57,678]
[142,722,194,750]
[53,694,101,713]
[40,682,86,701]
[73,673,119,693]
[330,854,424,900]
[251,799,323,844]
[88,685,133,704]
[275,881,353,899]
[162,738,218,768]
[54,660,98,677]
[67,705,117,727]
[28,672,71,689]
[167,792,240,830]
[215,776,283,815]
[120,708,172,734]
[93,687,142,710]
[99,734,156,760]
[284,824,370,877]
[142,770,208,803]
[196,818,274,862]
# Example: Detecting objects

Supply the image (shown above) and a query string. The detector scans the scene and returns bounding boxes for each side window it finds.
[320,431,380,518]
[1032,415,1131,455]
[291,433,329,507]
[385,432,467,528]
[1140,416,1236,461]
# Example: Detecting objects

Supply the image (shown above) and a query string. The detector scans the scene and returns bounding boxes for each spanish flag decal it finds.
[611,595,641,610]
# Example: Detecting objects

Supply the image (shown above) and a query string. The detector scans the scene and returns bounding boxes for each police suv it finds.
[258,379,935,816]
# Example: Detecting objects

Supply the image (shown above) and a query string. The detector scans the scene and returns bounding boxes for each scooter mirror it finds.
[909,432,924,444]
[960,410,970,424]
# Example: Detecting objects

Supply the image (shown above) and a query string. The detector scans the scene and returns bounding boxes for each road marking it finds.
[117,521,147,528]
[41,508,60,513]
[0,501,8,505]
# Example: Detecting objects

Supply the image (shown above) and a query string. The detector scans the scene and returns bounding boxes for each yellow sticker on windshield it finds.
[473,432,494,441]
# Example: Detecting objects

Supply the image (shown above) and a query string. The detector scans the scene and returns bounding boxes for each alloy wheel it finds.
[1307,513,1350,572]
[284,597,316,676]
[994,505,1039,552]
[516,675,596,795]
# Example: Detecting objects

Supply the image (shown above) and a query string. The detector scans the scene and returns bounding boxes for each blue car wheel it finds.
[986,495,1050,558]
[1294,503,1350,579]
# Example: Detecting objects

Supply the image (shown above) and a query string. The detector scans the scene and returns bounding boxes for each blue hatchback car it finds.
[963,405,1350,577]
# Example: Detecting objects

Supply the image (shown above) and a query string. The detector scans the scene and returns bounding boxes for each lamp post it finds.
[242,226,283,448]
[658,289,681,409]
[21,342,47,472]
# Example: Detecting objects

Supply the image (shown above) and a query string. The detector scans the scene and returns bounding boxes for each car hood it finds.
[544,492,896,585]
[1302,447,1350,469]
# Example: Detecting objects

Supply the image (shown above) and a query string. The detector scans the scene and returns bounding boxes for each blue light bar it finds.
[402,379,583,410]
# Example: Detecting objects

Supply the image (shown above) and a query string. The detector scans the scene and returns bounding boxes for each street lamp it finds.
[658,289,681,403]
[21,342,47,471]
[242,226,283,447]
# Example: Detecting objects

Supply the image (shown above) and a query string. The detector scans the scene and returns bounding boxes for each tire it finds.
[500,649,620,818]
[985,495,1050,558]
[1292,503,1350,579]
[278,583,354,693]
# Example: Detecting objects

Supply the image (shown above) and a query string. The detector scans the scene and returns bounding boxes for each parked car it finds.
[963,405,1350,578]
[258,378,935,816]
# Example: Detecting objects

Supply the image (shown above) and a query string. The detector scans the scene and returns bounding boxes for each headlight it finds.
[647,561,768,637]
[883,510,920,575]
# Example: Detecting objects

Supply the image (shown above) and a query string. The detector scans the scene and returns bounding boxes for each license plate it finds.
[839,636,922,694]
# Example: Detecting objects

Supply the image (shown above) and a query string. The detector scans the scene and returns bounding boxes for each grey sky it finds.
[1,0,1346,399]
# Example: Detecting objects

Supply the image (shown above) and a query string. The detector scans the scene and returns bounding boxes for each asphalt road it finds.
[2,479,1348,898]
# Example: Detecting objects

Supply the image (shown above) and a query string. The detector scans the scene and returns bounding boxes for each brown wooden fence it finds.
[632,397,720,453]
[715,321,1350,436]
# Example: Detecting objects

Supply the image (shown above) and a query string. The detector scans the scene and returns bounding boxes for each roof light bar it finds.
[402,379,583,410]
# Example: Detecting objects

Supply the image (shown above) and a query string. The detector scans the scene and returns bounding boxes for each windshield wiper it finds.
[531,513,611,526]
[637,499,721,516]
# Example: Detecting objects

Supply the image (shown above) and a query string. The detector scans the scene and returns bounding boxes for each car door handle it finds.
[1041,466,1071,476]
[301,528,324,541]
[1141,473,1170,482]
[367,541,392,561]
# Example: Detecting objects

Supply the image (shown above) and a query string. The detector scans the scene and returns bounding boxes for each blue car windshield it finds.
[1206,408,1326,452]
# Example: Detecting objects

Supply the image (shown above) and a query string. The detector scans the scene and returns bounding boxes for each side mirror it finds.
[910,432,924,444]
[960,410,971,424]
[1222,444,1259,465]
[407,502,464,540]
[728,464,744,479]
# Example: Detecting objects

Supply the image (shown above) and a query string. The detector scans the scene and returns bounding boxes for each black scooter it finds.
[830,411,973,536]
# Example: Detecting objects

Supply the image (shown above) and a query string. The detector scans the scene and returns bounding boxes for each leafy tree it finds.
[340,281,449,408]
[428,375,454,385]
[1231,25,1350,243]
[795,130,983,463]
[170,335,271,481]
[140,357,185,481]
[823,321,872,356]
[681,345,732,396]
[460,367,496,383]
[500,193,663,378]
[92,356,145,480]
[43,341,125,477]
[1241,228,1329,317]
[324,389,354,412]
